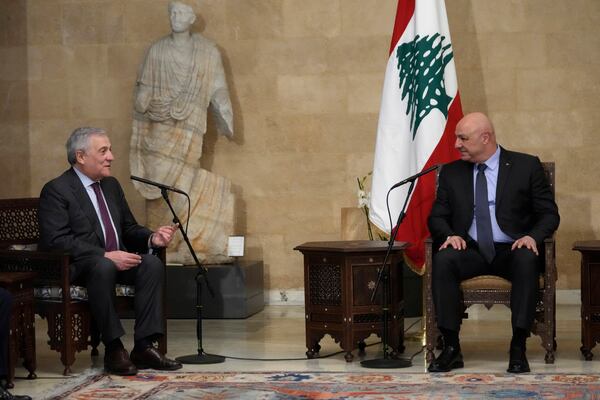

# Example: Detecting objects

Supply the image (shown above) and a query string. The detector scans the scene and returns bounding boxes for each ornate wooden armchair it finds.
[0,197,167,375]
[424,162,557,364]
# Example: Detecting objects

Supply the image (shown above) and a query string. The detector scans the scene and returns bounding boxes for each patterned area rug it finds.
[42,370,600,399]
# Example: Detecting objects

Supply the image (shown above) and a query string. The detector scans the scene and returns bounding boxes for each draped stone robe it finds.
[130,33,234,265]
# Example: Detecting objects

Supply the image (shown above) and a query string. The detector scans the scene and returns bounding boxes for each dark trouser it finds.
[432,243,539,333]
[72,254,164,344]
[0,288,12,377]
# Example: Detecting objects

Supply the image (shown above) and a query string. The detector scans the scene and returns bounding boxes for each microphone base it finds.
[176,351,225,364]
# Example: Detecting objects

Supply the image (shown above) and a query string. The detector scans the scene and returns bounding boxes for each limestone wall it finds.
[0,1,30,197]
[1,0,598,291]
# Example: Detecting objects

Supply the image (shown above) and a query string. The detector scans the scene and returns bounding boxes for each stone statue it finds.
[130,1,235,265]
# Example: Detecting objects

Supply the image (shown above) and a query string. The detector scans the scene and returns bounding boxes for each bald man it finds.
[427,113,559,373]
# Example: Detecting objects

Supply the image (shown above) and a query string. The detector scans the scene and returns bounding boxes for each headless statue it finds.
[130,1,234,264]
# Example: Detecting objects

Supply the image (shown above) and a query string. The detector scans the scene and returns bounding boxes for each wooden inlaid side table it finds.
[0,272,37,388]
[294,240,408,362]
[573,241,600,360]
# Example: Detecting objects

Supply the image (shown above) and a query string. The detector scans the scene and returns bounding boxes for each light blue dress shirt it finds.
[467,146,514,243]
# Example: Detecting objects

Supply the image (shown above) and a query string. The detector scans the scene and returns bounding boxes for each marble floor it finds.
[10,303,600,398]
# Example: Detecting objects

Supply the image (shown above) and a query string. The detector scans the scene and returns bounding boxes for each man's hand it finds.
[105,251,142,271]
[151,224,178,248]
[439,235,467,251]
[511,235,538,256]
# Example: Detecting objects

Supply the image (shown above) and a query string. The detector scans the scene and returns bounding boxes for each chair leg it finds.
[90,317,100,357]
[553,298,557,351]
[425,316,438,363]
[23,306,37,380]
[540,292,556,364]
[544,324,556,364]
[48,309,76,375]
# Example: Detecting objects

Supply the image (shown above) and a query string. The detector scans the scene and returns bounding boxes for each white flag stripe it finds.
[370,0,459,233]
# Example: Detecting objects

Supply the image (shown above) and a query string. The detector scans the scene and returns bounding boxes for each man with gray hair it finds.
[39,127,182,376]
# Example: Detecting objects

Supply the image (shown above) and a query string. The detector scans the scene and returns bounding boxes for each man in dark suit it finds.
[427,113,559,373]
[0,289,31,400]
[39,127,182,376]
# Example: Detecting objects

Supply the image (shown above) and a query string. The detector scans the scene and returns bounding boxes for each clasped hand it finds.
[104,251,142,271]
[439,235,538,256]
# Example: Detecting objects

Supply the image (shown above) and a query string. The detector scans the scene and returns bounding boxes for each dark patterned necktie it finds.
[475,164,495,263]
[91,182,118,251]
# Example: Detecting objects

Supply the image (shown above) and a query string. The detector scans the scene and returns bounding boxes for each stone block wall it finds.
[0,1,30,197]
[1,0,598,291]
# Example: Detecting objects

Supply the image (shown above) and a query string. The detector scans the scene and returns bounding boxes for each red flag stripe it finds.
[389,0,415,55]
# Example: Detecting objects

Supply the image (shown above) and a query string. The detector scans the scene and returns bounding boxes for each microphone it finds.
[130,175,188,195]
[389,164,441,190]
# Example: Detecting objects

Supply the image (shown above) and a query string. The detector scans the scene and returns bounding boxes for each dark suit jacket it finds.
[428,147,560,248]
[38,168,152,264]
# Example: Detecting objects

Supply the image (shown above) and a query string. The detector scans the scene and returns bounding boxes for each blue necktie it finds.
[475,164,495,263]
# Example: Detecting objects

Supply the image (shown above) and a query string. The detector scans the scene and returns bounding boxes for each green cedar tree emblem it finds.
[396,33,454,139]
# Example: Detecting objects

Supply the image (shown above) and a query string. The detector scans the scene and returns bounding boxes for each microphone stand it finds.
[156,188,224,364]
[361,180,416,369]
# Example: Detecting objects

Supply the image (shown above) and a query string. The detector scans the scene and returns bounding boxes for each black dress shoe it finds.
[507,346,530,373]
[428,345,464,372]
[130,346,182,371]
[104,348,138,376]
[0,386,32,400]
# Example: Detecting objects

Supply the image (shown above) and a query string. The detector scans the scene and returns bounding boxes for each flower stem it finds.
[362,205,374,240]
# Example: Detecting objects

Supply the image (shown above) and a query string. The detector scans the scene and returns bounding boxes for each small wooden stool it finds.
[0,272,37,388]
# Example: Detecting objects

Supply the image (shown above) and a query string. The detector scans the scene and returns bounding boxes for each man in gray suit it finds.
[39,127,182,376]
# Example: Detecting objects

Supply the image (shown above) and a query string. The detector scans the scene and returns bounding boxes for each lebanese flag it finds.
[370,0,462,273]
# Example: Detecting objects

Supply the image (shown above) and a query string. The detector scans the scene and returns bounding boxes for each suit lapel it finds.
[464,162,475,227]
[496,147,512,209]
[66,168,106,247]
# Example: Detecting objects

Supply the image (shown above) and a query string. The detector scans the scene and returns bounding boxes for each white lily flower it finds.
[358,191,370,208]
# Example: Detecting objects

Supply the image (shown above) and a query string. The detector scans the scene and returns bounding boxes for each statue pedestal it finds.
[166,261,264,319]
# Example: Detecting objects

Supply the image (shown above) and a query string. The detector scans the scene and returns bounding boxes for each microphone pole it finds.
[131,175,188,195]
[131,175,224,364]
[389,164,439,190]
[361,164,440,369]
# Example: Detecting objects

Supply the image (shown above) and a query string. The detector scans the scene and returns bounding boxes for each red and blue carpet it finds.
[43,371,600,399]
